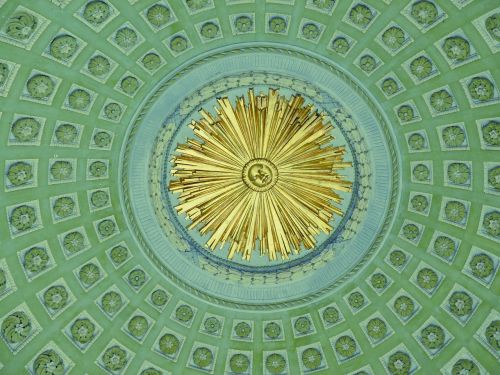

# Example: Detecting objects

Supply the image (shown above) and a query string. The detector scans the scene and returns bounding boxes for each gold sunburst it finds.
[169,88,352,261]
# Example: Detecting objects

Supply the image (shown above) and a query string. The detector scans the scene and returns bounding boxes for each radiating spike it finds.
[168,89,352,261]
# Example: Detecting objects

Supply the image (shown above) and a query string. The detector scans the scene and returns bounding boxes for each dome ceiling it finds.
[0,0,498,374]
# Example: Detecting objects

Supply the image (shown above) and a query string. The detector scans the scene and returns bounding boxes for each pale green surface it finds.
[0,0,499,374]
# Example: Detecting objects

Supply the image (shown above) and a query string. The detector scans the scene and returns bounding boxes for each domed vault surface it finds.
[0,1,499,374]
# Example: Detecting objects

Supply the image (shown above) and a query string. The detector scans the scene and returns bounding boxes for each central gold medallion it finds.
[169,88,352,261]
[242,158,278,192]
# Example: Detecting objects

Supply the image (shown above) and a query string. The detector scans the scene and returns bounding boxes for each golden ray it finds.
[169,88,352,261]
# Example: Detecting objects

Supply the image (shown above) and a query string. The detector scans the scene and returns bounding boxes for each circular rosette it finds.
[5,12,38,40]
[417,268,438,289]
[7,162,33,186]
[382,26,405,50]
[444,201,467,223]
[447,163,470,185]
[402,223,419,241]
[175,304,193,322]
[128,269,146,288]
[62,231,85,253]
[452,359,480,375]
[482,121,500,146]
[1,311,32,344]
[93,131,112,148]
[381,78,398,95]
[79,263,101,286]
[90,190,109,208]
[359,55,376,73]
[203,317,221,334]
[68,89,91,110]
[110,245,128,265]
[43,285,68,310]
[120,76,139,95]
[264,322,281,339]
[410,194,428,212]
[421,324,445,349]
[50,161,73,180]
[412,164,430,181]
[24,247,49,273]
[410,56,432,80]
[229,353,250,374]
[485,320,500,350]
[370,273,387,289]
[193,347,213,368]
[151,289,169,306]
[83,0,110,25]
[53,196,75,218]
[71,318,95,344]
[322,307,340,324]
[87,55,111,77]
[433,236,455,258]
[331,37,349,54]
[114,27,137,49]
[235,16,253,33]
[102,345,127,372]
[301,348,322,370]
[348,291,364,309]
[393,296,414,318]
[170,36,188,52]
[55,124,78,144]
[302,23,320,40]
[469,253,494,279]
[389,250,406,267]
[488,166,500,190]
[200,22,219,39]
[127,316,148,338]
[97,219,116,237]
[442,125,465,147]
[483,211,500,237]
[411,0,438,25]
[265,353,286,374]
[334,335,357,357]
[89,161,107,178]
[485,13,500,42]
[10,205,36,231]
[408,133,425,150]
[397,105,414,122]
[448,291,473,317]
[104,103,122,121]
[294,317,311,334]
[234,322,251,338]
[367,318,387,340]
[33,349,64,375]
[468,77,494,101]
[146,4,170,28]
[443,36,470,61]
[11,117,40,142]
[141,53,161,71]
[430,89,453,112]
[269,17,286,33]
[159,333,180,355]
[349,4,373,27]
[50,35,78,60]
[101,291,122,315]
[27,75,54,99]
[387,351,411,375]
